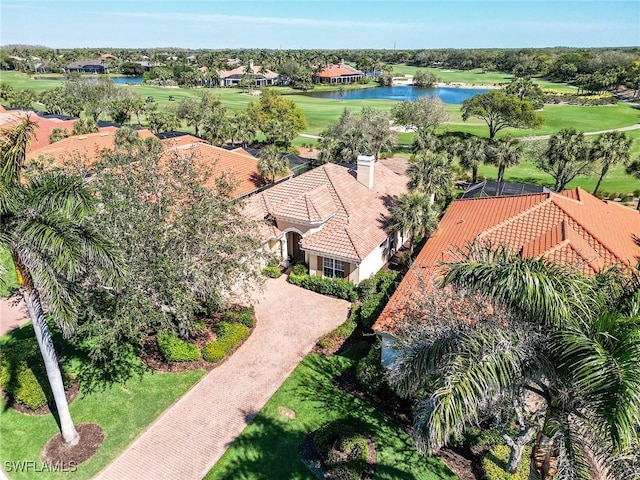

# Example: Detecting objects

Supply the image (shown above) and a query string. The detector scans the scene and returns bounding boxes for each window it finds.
[323,257,345,278]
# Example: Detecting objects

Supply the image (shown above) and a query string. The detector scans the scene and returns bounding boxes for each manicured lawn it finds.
[389,65,578,93]
[0,247,18,297]
[0,324,205,480]
[206,344,455,480]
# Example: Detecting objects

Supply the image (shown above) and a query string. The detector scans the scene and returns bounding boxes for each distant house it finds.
[133,61,153,72]
[313,61,364,84]
[66,60,108,74]
[245,156,408,283]
[373,188,640,365]
[217,61,279,87]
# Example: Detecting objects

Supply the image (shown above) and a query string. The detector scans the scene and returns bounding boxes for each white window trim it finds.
[323,257,345,278]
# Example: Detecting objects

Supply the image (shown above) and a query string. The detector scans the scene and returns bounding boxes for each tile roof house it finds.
[160,140,292,198]
[26,127,156,170]
[373,187,640,337]
[65,60,109,74]
[0,110,77,153]
[314,61,365,84]
[218,61,279,87]
[245,155,408,283]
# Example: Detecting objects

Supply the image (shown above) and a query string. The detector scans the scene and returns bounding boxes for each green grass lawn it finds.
[0,248,18,297]
[0,324,205,480]
[206,344,455,480]
[389,65,578,93]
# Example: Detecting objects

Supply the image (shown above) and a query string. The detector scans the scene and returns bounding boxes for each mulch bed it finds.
[41,423,104,469]
[299,432,376,480]
[140,309,256,373]
[333,361,485,480]
[1,379,79,416]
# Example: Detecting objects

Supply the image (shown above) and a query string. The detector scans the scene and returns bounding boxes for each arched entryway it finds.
[286,231,304,263]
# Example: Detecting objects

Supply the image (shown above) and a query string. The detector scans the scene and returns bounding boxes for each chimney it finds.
[249,59,254,70]
[357,154,375,189]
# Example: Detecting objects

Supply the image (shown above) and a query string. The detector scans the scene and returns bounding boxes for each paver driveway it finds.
[96,276,350,480]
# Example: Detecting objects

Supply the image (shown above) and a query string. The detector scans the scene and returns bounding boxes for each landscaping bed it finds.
[140,305,256,372]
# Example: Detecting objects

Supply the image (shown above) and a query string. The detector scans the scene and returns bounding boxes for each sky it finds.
[1,1,638,50]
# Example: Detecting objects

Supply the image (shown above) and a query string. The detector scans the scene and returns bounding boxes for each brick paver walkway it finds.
[95,276,350,480]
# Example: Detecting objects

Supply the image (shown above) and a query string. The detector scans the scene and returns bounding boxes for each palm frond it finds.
[25,172,95,219]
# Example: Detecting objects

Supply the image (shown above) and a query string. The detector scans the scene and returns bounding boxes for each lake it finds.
[306,85,489,104]
[112,76,144,85]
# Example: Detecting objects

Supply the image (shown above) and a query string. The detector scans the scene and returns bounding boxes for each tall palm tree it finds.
[257,144,289,184]
[387,192,438,254]
[590,131,633,196]
[389,246,640,480]
[406,152,454,202]
[626,159,640,210]
[459,136,487,183]
[486,136,524,183]
[0,118,122,446]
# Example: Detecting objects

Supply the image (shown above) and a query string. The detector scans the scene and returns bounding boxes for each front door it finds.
[287,232,304,263]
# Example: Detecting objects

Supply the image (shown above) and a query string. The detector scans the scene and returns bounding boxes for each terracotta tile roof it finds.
[245,162,408,261]
[218,65,279,79]
[374,188,640,333]
[0,110,77,153]
[315,63,364,78]
[162,143,292,199]
[159,134,206,148]
[26,127,155,169]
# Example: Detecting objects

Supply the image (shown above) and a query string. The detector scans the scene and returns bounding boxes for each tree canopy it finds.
[461,90,543,141]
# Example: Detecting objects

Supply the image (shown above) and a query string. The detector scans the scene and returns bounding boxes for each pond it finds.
[112,76,144,85]
[306,85,490,104]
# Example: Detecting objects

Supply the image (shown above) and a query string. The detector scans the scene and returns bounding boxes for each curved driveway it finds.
[96,276,350,480]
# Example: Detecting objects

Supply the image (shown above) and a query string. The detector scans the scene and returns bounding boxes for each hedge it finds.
[0,337,68,410]
[355,343,384,395]
[262,265,282,278]
[288,272,358,302]
[157,331,201,362]
[222,306,255,328]
[482,444,532,480]
[203,322,249,363]
[358,271,400,328]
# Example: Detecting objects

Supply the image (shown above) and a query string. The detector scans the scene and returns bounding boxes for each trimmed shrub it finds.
[357,271,400,328]
[222,306,255,328]
[356,343,384,395]
[262,265,282,278]
[203,322,249,363]
[289,272,357,301]
[157,331,201,362]
[313,420,368,480]
[482,444,532,480]
[0,337,70,410]
[291,262,308,276]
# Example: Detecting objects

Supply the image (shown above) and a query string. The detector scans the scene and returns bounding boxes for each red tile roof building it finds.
[245,156,408,283]
[373,188,640,333]
[314,61,365,84]
[0,110,77,153]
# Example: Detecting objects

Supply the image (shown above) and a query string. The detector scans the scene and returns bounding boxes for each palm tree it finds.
[389,245,640,480]
[406,152,454,202]
[590,131,633,196]
[257,144,289,184]
[486,136,524,183]
[0,118,122,446]
[459,136,487,183]
[626,159,640,210]
[387,192,438,254]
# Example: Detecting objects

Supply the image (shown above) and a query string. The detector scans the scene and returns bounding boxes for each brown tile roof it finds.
[162,143,291,199]
[245,162,408,261]
[26,127,155,169]
[315,63,364,79]
[373,188,640,332]
[0,110,77,153]
[159,134,206,148]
